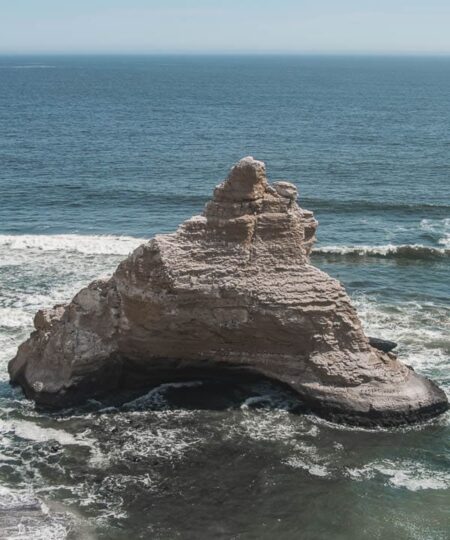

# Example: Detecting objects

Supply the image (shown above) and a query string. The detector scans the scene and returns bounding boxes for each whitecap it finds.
[313,243,449,260]
[420,217,450,248]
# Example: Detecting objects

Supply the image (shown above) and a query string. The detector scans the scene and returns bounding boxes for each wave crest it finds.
[0,234,145,256]
[313,244,449,260]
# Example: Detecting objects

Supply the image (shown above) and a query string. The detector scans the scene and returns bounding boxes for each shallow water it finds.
[0,56,449,539]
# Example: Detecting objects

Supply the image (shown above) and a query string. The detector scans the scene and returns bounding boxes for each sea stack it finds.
[9,157,448,425]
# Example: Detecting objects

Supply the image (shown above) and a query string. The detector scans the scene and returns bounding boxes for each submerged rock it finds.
[9,157,448,425]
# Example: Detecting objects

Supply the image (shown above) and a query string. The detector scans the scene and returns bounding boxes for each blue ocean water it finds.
[0,56,449,539]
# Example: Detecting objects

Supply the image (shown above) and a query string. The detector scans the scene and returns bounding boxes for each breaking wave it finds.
[3,235,449,261]
[313,243,449,260]
[0,234,146,256]
[420,217,450,248]
[347,459,450,491]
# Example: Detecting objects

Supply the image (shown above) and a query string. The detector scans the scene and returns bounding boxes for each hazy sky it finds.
[1,0,450,54]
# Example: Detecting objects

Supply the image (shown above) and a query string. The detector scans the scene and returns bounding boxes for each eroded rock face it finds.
[9,157,448,425]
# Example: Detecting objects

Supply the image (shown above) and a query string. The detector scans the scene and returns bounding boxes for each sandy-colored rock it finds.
[9,157,448,425]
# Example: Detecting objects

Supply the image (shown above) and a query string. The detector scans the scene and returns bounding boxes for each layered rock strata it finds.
[9,157,448,425]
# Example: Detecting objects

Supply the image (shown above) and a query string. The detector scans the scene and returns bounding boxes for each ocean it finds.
[0,55,449,539]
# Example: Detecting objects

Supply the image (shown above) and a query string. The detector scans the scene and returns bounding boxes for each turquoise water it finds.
[0,56,449,539]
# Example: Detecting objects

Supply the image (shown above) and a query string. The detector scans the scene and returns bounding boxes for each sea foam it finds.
[0,234,145,256]
[347,459,450,491]
[313,243,449,260]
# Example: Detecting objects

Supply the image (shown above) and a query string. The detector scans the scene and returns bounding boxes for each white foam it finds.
[0,233,145,256]
[284,456,329,477]
[236,409,297,442]
[313,243,449,259]
[352,294,450,395]
[111,421,201,462]
[229,405,317,444]
[347,460,450,491]
[420,217,450,248]
[0,419,99,449]
[100,473,158,492]
[240,394,293,411]
[0,335,24,370]
[0,486,71,540]
[122,381,204,409]
[1,418,107,468]
[0,307,32,328]
[0,485,41,511]
[68,479,128,524]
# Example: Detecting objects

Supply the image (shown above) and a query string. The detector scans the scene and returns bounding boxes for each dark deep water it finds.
[0,55,449,539]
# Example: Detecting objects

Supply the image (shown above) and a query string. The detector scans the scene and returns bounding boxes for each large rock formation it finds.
[9,157,448,425]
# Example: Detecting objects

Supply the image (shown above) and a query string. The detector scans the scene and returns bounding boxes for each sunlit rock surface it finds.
[9,157,448,425]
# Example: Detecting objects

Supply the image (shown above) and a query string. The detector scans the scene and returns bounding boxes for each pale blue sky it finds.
[1,0,450,54]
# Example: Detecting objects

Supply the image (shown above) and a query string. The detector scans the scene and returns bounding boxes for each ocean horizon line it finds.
[2,51,450,58]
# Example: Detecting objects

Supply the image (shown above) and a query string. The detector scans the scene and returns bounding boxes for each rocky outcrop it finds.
[9,157,448,425]
[368,337,398,353]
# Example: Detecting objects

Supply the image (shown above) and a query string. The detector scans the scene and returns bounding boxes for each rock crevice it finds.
[9,157,448,425]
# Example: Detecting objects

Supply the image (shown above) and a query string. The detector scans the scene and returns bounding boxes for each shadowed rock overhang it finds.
[8,157,448,426]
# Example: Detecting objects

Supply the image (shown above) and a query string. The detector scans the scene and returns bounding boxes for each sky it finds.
[1,0,450,55]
